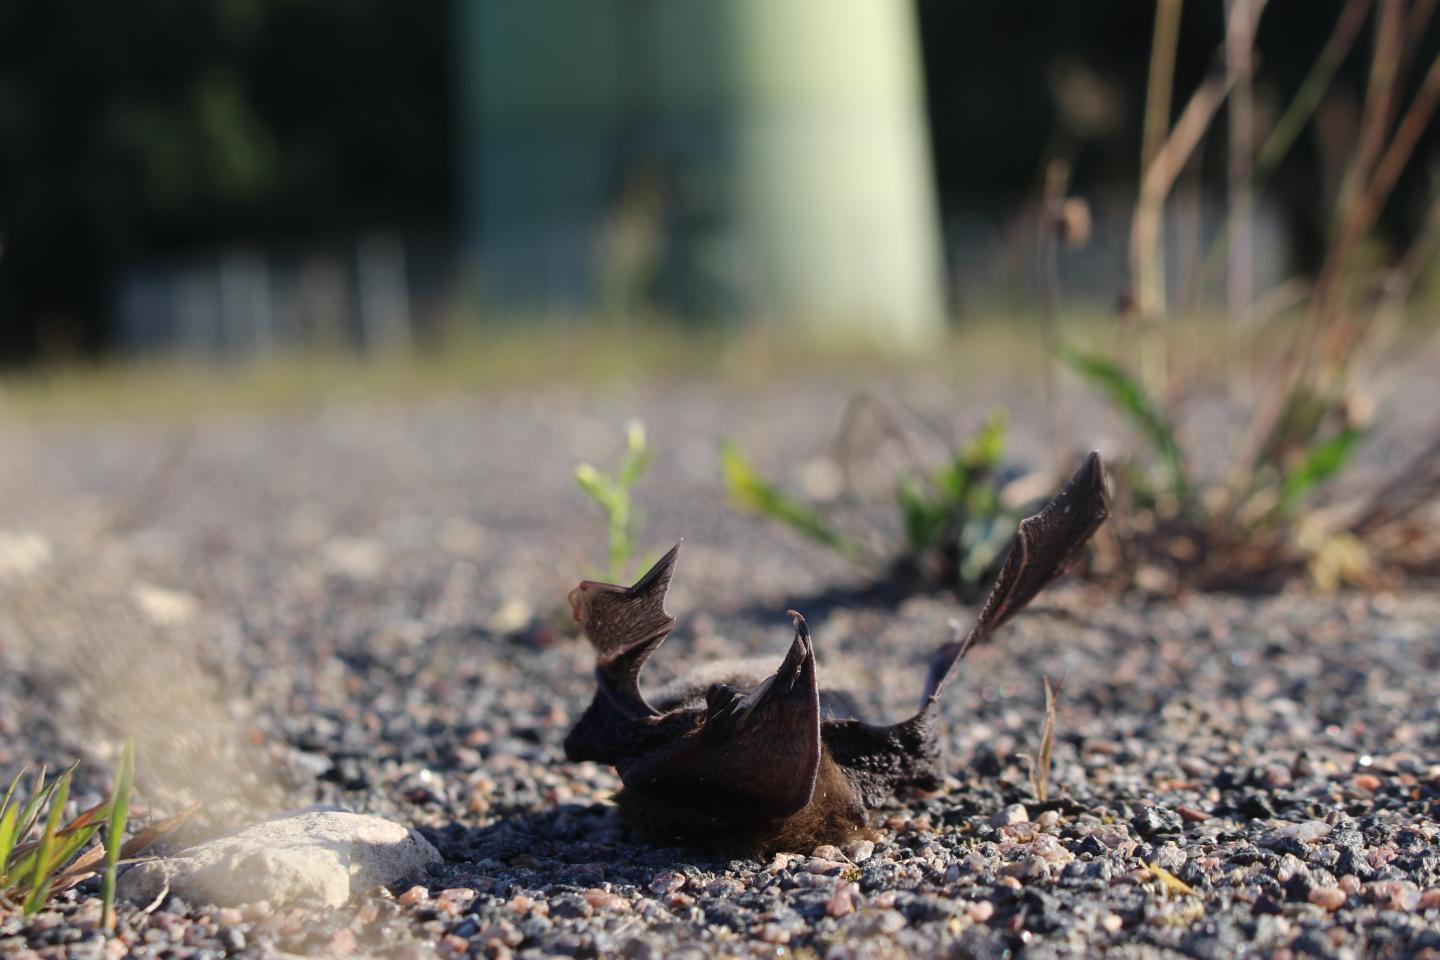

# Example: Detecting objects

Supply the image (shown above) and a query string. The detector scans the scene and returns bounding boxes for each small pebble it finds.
[584,888,630,911]
[438,887,478,907]
[756,923,789,944]
[1261,763,1292,788]
[327,929,357,954]
[398,885,429,906]
[826,883,859,918]
[648,870,686,895]
[1309,887,1346,911]
[844,840,875,863]
[437,934,469,956]
[991,803,1029,827]
[1354,773,1382,792]
[804,858,846,875]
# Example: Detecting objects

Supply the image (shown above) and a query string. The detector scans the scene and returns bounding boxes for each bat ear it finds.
[922,451,1109,705]
[569,541,682,719]
[621,611,822,821]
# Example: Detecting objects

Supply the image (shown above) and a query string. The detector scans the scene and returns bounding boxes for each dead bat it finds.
[564,452,1110,856]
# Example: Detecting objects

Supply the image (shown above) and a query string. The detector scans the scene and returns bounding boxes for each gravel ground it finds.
[1,373,1438,959]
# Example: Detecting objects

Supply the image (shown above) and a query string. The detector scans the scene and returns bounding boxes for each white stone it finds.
[132,583,200,625]
[1263,820,1332,846]
[118,810,440,908]
[990,803,1029,827]
[0,531,51,576]
[323,538,386,579]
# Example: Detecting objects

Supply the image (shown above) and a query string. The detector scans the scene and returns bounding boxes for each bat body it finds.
[564,453,1110,856]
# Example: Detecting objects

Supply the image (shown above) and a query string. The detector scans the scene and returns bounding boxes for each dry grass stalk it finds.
[1147,861,1200,897]
[1024,675,1064,805]
[1130,68,1235,319]
[1038,159,1074,465]
[1227,0,1437,510]
[1137,0,1186,315]
[50,803,198,899]
[1224,0,1269,331]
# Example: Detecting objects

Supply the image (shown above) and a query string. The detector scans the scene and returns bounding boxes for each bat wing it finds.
[569,541,682,720]
[921,451,1110,706]
[823,453,1109,803]
[620,612,822,822]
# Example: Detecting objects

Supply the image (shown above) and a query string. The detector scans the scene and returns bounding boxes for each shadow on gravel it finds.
[718,577,1113,636]
[716,571,996,632]
[418,803,740,888]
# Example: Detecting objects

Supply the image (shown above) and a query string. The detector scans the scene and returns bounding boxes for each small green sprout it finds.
[1,763,101,915]
[720,440,862,561]
[721,411,1018,590]
[0,741,186,920]
[101,739,135,930]
[1060,347,1188,507]
[576,420,654,581]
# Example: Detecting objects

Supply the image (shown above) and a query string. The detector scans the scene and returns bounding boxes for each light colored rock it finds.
[0,531,51,576]
[990,803,1029,827]
[844,840,875,863]
[323,538,386,579]
[118,810,439,908]
[1262,820,1331,847]
[132,583,200,625]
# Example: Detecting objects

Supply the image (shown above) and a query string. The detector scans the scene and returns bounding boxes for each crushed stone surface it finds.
[1,377,1438,958]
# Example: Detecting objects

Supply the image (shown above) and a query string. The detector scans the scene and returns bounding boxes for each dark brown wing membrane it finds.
[922,451,1109,705]
[620,612,822,821]
[570,542,682,719]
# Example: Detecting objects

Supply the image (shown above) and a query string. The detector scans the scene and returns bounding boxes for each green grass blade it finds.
[0,767,25,823]
[896,475,947,552]
[23,768,71,914]
[14,767,56,849]
[960,409,1008,471]
[1279,427,1366,513]
[574,463,614,508]
[618,420,653,488]
[0,802,19,888]
[43,824,99,878]
[103,739,135,930]
[577,425,650,582]
[1062,348,1188,502]
[721,440,859,558]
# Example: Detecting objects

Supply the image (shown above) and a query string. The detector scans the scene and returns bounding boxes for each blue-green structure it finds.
[458,0,944,341]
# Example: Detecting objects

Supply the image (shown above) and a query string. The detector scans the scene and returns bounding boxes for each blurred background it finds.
[1,0,1436,369]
